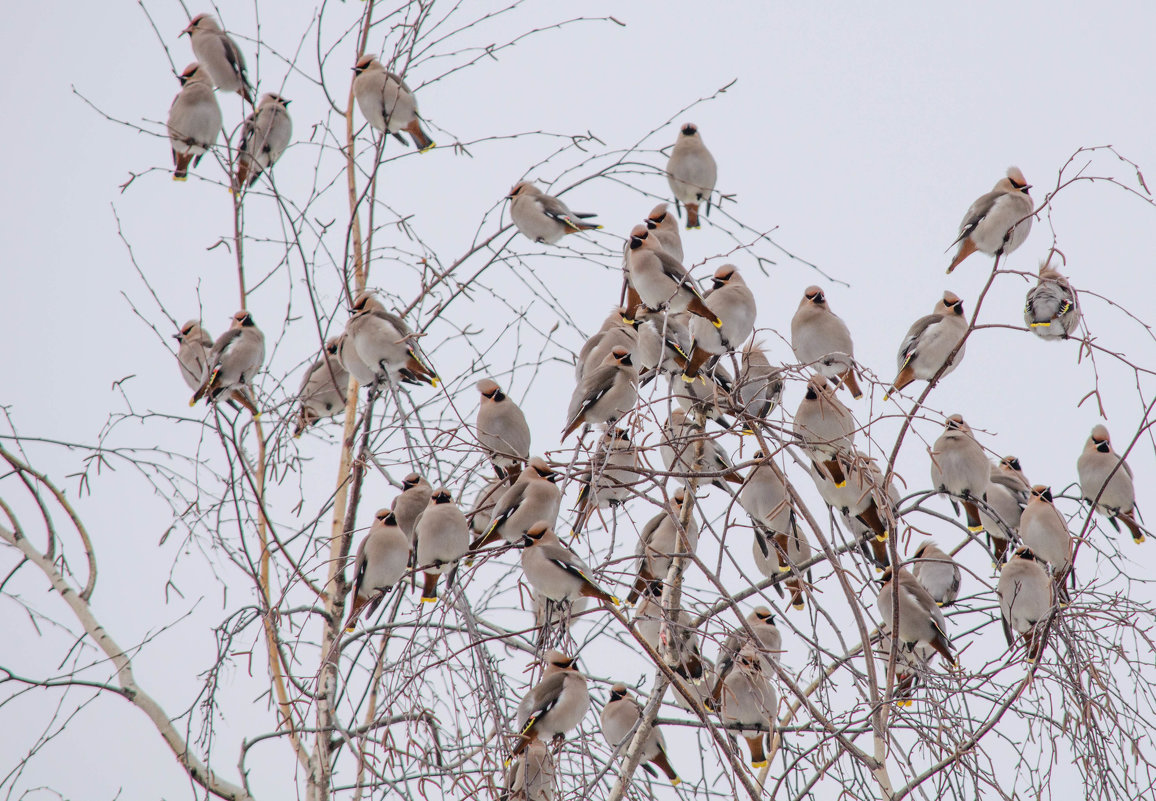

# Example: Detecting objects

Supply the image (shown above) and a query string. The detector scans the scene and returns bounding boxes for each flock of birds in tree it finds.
[163,13,1145,794]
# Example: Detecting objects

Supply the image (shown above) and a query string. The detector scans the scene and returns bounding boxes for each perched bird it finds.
[181,14,252,102]
[345,509,411,630]
[929,414,988,533]
[294,338,350,437]
[1020,485,1074,604]
[576,309,639,382]
[718,641,777,767]
[414,488,469,603]
[520,523,618,605]
[791,286,863,399]
[561,347,638,440]
[572,428,637,535]
[740,452,794,542]
[808,454,892,571]
[759,522,813,610]
[666,123,718,229]
[352,56,434,151]
[174,320,214,392]
[793,374,856,488]
[628,489,700,602]
[633,309,693,378]
[978,456,1030,566]
[626,225,720,325]
[910,541,961,607]
[503,737,555,801]
[997,548,1055,662]
[235,93,292,189]
[947,166,1034,273]
[473,458,561,550]
[886,292,968,398]
[512,651,590,758]
[166,63,222,181]
[876,631,937,707]
[600,684,680,785]
[392,473,432,543]
[644,203,684,263]
[1024,261,1080,340]
[876,567,956,666]
[1077,425,1144,543]
[468,477,506,538]
[669,364,732,428]
[633,581,707,684]
[684,265,757,379]
[730,341,783,430]
[335,332,375,387]
[660,410,742,491]
[507,182,599,244]
[191,311,265,415]
[476,379,531,479]
[712,607,782,707]
[346,291,438,387]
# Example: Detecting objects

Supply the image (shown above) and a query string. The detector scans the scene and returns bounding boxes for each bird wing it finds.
[951,189,1001,246]
[520,673,565,733]
[538,544,594,582]
[210,328,244,363]
[564,365,616,429]
[896,314,941,369]
[655,251,705,301]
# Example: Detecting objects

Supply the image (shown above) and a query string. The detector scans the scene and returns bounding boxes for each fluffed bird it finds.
[718,641,777,767]
[730,341,783,430]
[503,737,555,801]
[740,452,794,543]
[473,458,561,550]
[660,410,742,491]
[791,286,862,399]
[181,14,252,102]
[633,581,707,684]
[669,363,732,428]
[929,415,989,533]
[345,509,411,630]
[294,338,350,437]
[521,523,618,605]
[876,567,957,666]
[512,651,590,758]
[628,489,700,603]
[876,631,937,707]
[572,428,637,535]
[712,607,782,707]
[683,265,757,380]
[947,166,1034,273]
[997,548,1055,662]
[191,311,265,415]
[335,332,375,386]
[600,684,680,785]
[476,379,531,480]
[808,454,892,571]
[1077,425,1144,543]
[645,203,684,263]
[346,291,438,387]
[979,456,1030,566]
[666,123,717,229]
[561,347,638,440]
[911,540,961,607]
[793,374,856,488]
[1025,261,1080,340]
[886,292,968,398]
[174,320,214,392]
[626,225,720,325]
[392,473,432,543]
[352,56,434,151]
[507,182,599,244]
[576,309,639,382]
[633,309,693,378]
[166,63,222,181]
[414,488,469,603]
[235,93,292,189]
[1020,485,1074,604]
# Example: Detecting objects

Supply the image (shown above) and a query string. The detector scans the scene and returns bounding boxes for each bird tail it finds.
[173,151,193,182]
[685,203,701,230]
[947,238,977,273]
[344,595,369,632]
[884,365,916,400]
[685,296,722,328]
[650,743,681,784]
[745,733,768,768]
[420,572,439,603]
[1118,511,1146,544]
[190,369,219,406]
[406,120,436,153]
[962,501,984,533]
[839,369,864,400]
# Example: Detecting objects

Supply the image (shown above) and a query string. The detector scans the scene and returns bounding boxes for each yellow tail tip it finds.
[777,565,791,573]
[967,525,984,533]
[671,778,681,786]
[173,175,188,182]
[792,601,805,610]
[420,596,437,604]
[621,316,635,325]
[344,625,356,632]
[503,758,512,768]
[712,319,723,329]
[1030,321,1050,328]
[609,596,621,607]
[751,760,767,769]
[188,398,198,407]
[420,142,437,153]
[741,428,755,435]
[253,411,262,419]
[834,480,847,489]
[875,566,885,574]
[431,378,440,388]
[936,601,945,607]
[875,532,889,542]
[883,393,891,401]
[681,373,696,383]
[1134,535,1146,544]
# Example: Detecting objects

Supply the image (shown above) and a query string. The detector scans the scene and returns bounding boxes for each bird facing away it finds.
[572,427,637,535]
[346,291,438,387]
[473,458,561,550]
[997,548,1055,662]
[979,456,1030,566]
[174,320,214,392]
[793,374,856,488]
[1025,261,1080,340]
[628,488,700,603]
[235,93,292,190]
[807,454,892,571]
[731,341,783,430]
[740,451,794,540]
[1019,485,1074,604]
[876,567,957,666]
[392,473,433,543]
[181,14,253,102]
[886,292,968,398]
[684,265,757,380]
[294,338,350,437]
[1077,424,1144,543]
[576,308,639,383]
[352,56,434,151]
[166,63,222,181]
[507,182,599,244]
[504,737,555,801]
[600,684,680,785]
[791,286,863,399]
[520,523,618,605]
[666,123,718,229]
[414,488,469,603]
[190,311,265,415]
[345,509,411,630]
[512,651,590,758]
[476,379,531,480]
[712,607,782,706]
[626,225,721,326]
[718,642,777,767]
[947,166,1034,273]
[561,347,638,440]
[911,540,961,607]
[929,414,989,533]
[632,581,707,684]
[660,410,742,491]
[645,203,684,263]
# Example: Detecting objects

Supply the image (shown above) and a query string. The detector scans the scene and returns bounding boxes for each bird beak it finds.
[180,23,193,36]
[282,99,292,106]
[171,333,182,340]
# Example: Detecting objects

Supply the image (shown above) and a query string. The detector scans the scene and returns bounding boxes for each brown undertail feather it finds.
[406,119,435,153]
[947,238,977,274]
[685,203,701,230]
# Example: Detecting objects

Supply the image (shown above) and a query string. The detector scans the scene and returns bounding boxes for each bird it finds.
[791,286,863,399]
[472,458,561,550]
[507,182,599,244]
[294,338,350,437]
[335,332,376,387]
[739,451,794,544]
[683,265,757,380]
[600,684,680,785]
[414,488,469,603]
[876,631,937,707]
[730,341,783,431]
[1020,485,1074,604]
[174,320,214,392]
[929,414,988,533]
[345,291,438,387]
[1024,260,1080,340]
[997,548,1055,663]
[632,580,707,684]
[1077,425,1144,543]
[668,364,733,428]
[560,347,638,440]
[627,489,700,603]
[978,456,1030,566]
[575,309,639,383]
[644,203,684,263]
[392,473,432,544]
[166,63,222,181]
[910,540,961,607]
[712,607,782,707]
[520,523,618,605]
[191,311,265,415]
[947,166,1034,273]
[180,14,253,102]
[476,379,531,480]
[718,641,777,768]
[234,93,292,190]
[468,477,506,538]
[760,523,813,610]
[793,374,856,488]
[807,454,892,571]
[345,509,411,630]
[572,428,637,535]
[660,410,742,491]
[886,292,968,398]
[632,309,693,378]
[351,56,434,152]
[876,567,956,666]
[511,651,590,759]
[503,737,555,801]
[626,225,721,326]
[666,123,717,229]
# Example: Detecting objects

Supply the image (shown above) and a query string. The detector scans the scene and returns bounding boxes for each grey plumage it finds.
[335,332,375,386]
[474,458,561,548]
[181,14,252,102]
[1077,424,1143,543]
[344,509,410,630]
[520,523,617,605]
[190,310,265,415]
[561,347,638,439]
[666,123,717,229]
[645,203,684,263]
[476,379,531,477]
[392,473,432,543]
[632,582,706,684]
[684,265,757,379]
[808,453,892,570]
[713,607,782,705]
[599,685,680,784]
[630,489,700,597]
[718,642,777,767]
[876,567,956,665]
[791,286,862,399]
[793,374,856,488]
[661,410,742,490]
[731,341,783,429]
[345,291,438,387]
[1025,261,1080,339]
[414,488,469,603]
[504,737,555,801]
[166,63,222,181]
[1019,485,1074,602]
[886,292,968,398]
[352,56,434,151]
[572,428,637,535]
[235,93,292,189]
[948,166,1033,273]
[910,540,961,607]
[997,548,1054,662]
[174,320,213,392]
[294,338,350,437]
[625,225,720,325]
[979,456,1030,564]
[507,182,599,244]
[929,414,988,532]
[512,651,590,757]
